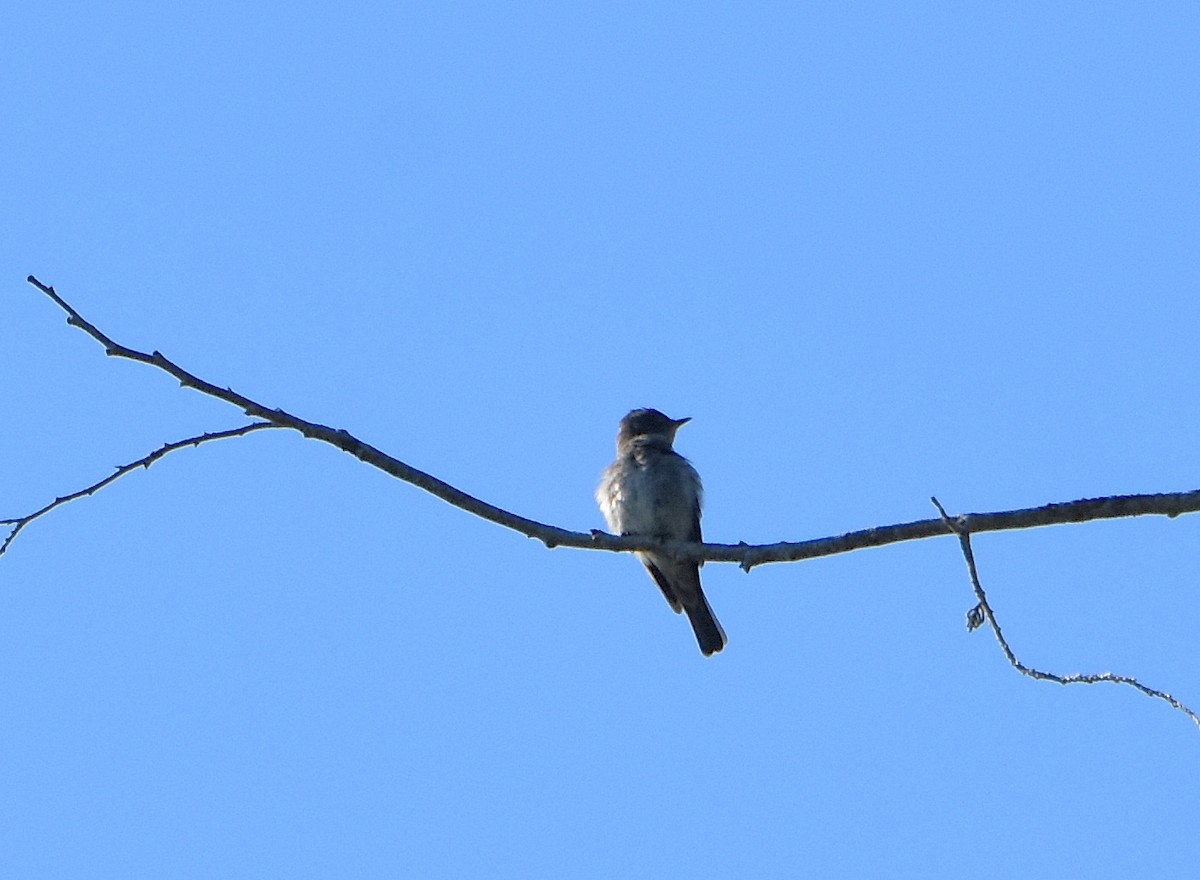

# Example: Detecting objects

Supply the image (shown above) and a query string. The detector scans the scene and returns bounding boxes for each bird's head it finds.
[615,408,690,451]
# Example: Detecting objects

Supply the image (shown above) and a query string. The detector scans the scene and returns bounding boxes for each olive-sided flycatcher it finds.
[597,408,726,656]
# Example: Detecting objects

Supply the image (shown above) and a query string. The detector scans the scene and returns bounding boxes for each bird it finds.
[597,408,726,656]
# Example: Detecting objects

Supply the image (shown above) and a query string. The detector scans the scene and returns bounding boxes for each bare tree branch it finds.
[931,497,1200,730]
[20,276,1200,572]
[15,276,1198,731]
[1,423,280,558]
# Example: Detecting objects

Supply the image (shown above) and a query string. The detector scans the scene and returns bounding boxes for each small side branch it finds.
[1,422,279,558]
[931,497,1200,730]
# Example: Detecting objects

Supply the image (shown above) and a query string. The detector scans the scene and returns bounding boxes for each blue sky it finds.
[3,3,1199,877]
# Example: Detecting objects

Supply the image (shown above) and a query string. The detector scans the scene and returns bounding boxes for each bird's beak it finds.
[674,417,691,428]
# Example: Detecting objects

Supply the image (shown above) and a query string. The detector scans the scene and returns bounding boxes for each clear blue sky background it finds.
[3,3,1199,877]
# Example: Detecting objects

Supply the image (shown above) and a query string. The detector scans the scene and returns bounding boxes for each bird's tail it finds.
[684,590,727,657]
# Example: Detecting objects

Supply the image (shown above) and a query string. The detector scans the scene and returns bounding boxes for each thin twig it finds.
[1,422,279,558]
[931,496,1200,730]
